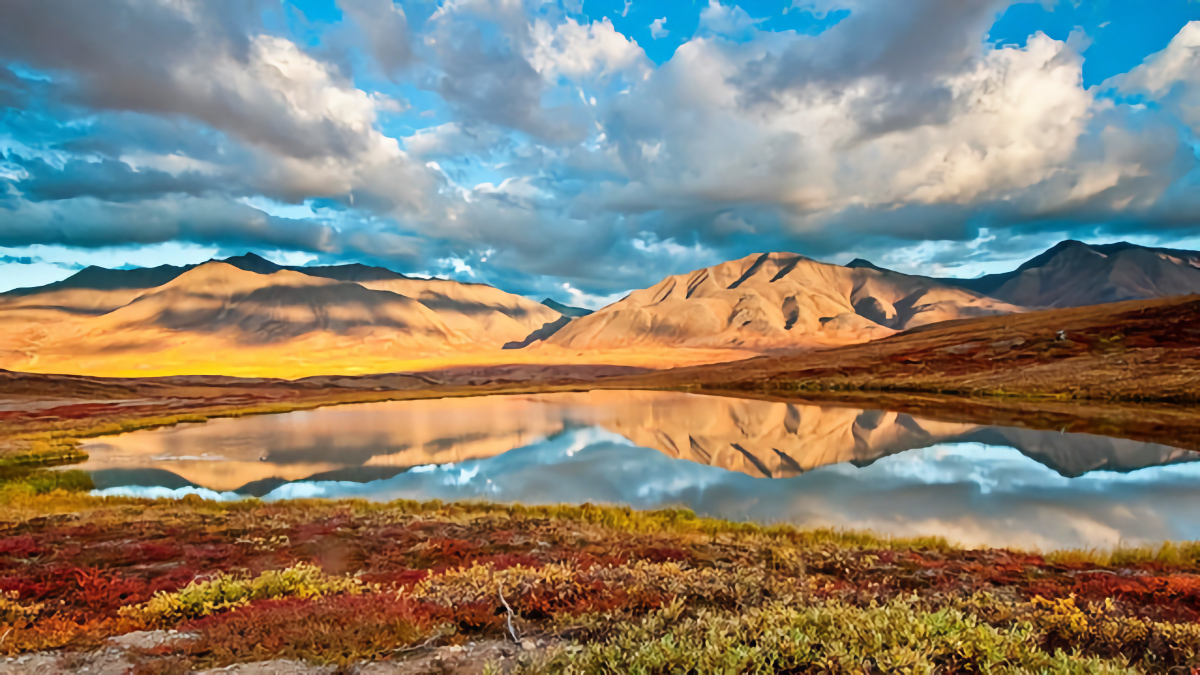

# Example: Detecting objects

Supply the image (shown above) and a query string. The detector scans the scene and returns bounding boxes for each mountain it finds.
[0,254,559,341]
[541,298,593,318]
[0,264,193,315]
[863,240,1200,309]
[5,239,1200,377]
[289,262,409,283]
[92,263,461,345]
[347,277,561,342]
[222,252,286,275]
[545,252,1020,351]
[0,255,565,377]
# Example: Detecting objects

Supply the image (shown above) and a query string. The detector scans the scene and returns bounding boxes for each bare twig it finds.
[0,629,10,649]
[393,632,446,655]
[498,582,518,643]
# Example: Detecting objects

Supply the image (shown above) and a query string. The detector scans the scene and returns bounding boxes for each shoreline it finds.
[5,371,1200,466]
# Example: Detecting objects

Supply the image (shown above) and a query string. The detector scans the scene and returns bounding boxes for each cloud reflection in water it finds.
[84,392,1200,550]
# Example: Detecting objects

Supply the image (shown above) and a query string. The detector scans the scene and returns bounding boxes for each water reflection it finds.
[79,391,1200,549]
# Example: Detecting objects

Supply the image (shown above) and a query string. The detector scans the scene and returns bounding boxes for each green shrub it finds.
[121,563,365,625]
[531,596,1135,674]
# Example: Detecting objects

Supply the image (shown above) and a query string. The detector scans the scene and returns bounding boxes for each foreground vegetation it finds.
[3,480,1200,673]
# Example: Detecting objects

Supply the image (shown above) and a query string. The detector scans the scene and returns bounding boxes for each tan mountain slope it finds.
[0,253,565,351]
[545,252,1020,351]
[355,277,563,344]
[0,264,191,316]
[90,262,462,345]
[0,263,499,376]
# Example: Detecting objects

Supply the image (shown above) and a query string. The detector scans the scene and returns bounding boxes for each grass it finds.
[1,490,1200,671]
[531,598,1137,674]
[122,562,365,625]
[1044,541,1200,568]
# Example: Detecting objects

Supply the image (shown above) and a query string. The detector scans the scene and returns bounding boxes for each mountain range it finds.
[544,240,1200,351]
[2,240,1199,376]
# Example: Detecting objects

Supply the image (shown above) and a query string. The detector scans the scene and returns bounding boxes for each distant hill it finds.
[0,264,194,314]
[0,254,560,343]
[0,255,565,376]
[854,240,1200,309]
[545,252,1019,351]
[92,263,461,345]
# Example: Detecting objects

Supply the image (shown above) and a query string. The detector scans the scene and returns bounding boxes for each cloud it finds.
[697,1,759,37]
[1112,21,1200,133]
[650,18,669,40]
[0,254,82,270]
[1,1,365,159]
[402,122,510,159]
[0,0,434,209]
[337,0,416,79]
[529,17,649,81]
[426,5,589,143]
[8,155,224,202]
[1,0,1199,299]
[588,0,1191,257]
[0,195,339,252]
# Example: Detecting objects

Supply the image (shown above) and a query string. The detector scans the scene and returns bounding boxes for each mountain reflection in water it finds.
[79,391,1200,549]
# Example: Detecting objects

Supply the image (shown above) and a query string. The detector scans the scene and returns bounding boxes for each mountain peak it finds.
[846,258,885,271]
[289,262,409,283]
[219,252,283,275]
[160,261,323,292]
[542,298,593,318]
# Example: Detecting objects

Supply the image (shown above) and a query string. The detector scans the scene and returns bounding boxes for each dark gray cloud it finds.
[0,0,396,161]
[9,155,225,202]
[338,0,416,79]
[0,195,338,252]
[429,31,588,143]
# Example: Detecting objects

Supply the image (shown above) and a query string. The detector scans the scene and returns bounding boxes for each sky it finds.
[2,0,1200,305]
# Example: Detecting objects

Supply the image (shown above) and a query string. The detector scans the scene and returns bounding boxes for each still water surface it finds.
[78,391,1200,550]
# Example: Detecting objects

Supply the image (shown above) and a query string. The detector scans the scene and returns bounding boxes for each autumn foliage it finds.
[2,494,1200,671]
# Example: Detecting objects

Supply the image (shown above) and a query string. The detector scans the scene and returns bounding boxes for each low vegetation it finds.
[2,486,1200,672]
[121,562,365,625]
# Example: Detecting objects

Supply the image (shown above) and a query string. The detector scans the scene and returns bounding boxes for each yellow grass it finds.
[8,337,759,379]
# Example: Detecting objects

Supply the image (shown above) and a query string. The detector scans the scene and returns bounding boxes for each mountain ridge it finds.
[4,239,1200,376]
[851,240,1200,308]
[545,251,1020,351]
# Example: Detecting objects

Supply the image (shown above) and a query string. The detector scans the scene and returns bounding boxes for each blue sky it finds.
[2,0,1200,304]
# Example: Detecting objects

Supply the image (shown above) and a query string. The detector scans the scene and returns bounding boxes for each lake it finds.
[78,390,1200,550]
